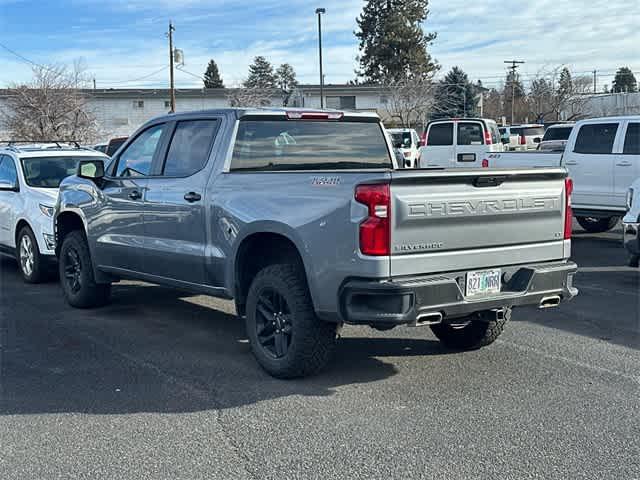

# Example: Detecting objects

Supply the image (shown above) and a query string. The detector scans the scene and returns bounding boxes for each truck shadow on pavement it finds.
[0,257,452,416]
[515,229,640,350]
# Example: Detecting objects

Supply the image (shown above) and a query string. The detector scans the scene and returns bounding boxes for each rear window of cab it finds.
[230,120,392,171]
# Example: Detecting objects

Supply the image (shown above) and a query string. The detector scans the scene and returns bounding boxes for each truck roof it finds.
[148,107,380,124]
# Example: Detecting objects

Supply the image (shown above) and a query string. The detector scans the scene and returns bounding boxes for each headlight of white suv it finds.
[39,204,54,217]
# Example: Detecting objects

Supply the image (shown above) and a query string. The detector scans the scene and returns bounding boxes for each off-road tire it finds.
[16,226,47,283]
[246,263,337,379]
[576,216,619,233]
[59,230,111,308]
[430,308,511,350]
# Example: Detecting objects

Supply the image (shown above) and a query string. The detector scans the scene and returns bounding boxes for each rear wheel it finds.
[16,227,47,283]
[59,230,111,308]
[246,263,337,379]
[576,216,619,233]
[430,308,511,350]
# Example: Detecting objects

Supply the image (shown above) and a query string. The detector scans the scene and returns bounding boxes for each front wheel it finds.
[16,227,47,283]
[59,231,111,308]
[430,308,511,350]
[576,216,619,233]
[245,263,337,379]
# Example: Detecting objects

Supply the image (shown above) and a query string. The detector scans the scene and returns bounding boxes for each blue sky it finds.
[0,0,637,90]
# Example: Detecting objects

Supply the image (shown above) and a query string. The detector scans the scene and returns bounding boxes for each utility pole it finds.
[504,60,525,125]
[168,21,176,113]
[315,8,326,109]
[593,70,597,93]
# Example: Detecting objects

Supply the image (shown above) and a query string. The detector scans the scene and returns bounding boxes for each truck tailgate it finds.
[390,168,569,276]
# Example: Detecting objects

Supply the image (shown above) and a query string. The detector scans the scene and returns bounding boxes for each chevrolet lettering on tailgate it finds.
[408,197,560,218]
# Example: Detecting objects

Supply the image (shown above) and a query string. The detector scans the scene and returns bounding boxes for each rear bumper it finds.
[339,261,578,326]
[623,221,639,256]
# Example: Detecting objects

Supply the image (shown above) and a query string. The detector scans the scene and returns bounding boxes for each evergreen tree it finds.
[558,67,573,98]
[432,67,477,118]
[244,56,276,89]
[612,66,638,93]
[355,0,438,83]
[203,60,224,88]
[275,64,298,92]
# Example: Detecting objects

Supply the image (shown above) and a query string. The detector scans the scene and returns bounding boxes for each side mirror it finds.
[533,137,541,144]
[78,159,105,181]
[0,180,18,192]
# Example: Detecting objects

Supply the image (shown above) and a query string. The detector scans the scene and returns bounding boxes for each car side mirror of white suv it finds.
[0,179,18,192]
[78,159,105,181]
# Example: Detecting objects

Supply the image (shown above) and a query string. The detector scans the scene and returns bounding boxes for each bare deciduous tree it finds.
[226,87,274,108]
[2,62,98,142]
[527,67,593,122]
[384,79,437,128]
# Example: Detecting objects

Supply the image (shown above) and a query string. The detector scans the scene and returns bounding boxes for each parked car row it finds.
[0,108,578,379]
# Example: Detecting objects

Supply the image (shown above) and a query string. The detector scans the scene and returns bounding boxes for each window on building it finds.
[574,123,619,154]
[164,101,171,109]
[325,96,356,110]
[162,120,219,177]
[133,100,144,109]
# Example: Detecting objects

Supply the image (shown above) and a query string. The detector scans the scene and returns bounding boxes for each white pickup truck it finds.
[484,116,640,233]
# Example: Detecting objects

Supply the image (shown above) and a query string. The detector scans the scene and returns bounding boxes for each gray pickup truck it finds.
[55,108,578,378]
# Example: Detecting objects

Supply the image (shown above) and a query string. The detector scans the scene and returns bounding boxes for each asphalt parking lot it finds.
[0,226,638,480]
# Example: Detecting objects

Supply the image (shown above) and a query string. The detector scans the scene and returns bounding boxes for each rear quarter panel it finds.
[210,171,392,316]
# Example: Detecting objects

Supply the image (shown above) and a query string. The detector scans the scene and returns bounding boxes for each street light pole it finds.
[168,21,176,113]
[315,8,326,109]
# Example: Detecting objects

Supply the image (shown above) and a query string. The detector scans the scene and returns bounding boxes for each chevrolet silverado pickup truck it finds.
[54,108,578,378]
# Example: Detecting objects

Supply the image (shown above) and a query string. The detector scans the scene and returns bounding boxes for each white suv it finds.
[0,143,109,282]
[387,128,421,168]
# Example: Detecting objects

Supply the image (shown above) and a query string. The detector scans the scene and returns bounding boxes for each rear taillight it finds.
[564,178,573,240]
[421,132,427,146]
[520,135,526,145]
[484,131,492,145]
[482,159,489,168]
[355,184,391,256]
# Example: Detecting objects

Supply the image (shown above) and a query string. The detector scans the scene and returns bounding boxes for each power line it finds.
[106,66,168,85]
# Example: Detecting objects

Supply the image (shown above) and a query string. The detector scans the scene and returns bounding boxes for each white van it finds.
[419,118,503,168]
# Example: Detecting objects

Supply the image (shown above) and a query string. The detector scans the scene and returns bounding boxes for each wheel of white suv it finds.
[16,226,46,283]
[430,308,511,350]
[576,216,619,233]
[245,263,337,379]
[59,230,111,308]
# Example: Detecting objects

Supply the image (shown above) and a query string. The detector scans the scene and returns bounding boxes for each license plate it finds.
[466,269,502,297]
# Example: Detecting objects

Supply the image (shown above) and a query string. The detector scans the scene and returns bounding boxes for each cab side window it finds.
[0,155,18,186]
[115,124,165,177]
[162,120,219,177]
[574,123,619,154]
[623,123,640,155]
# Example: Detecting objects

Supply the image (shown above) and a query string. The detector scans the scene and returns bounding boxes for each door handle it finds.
[616,161,632,167]
[128,190,142,200]
[184,192,202,203]
[564,161,578,165]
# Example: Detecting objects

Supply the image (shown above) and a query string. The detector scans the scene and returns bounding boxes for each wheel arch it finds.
[55,210,87,257]
[232,227,315,317]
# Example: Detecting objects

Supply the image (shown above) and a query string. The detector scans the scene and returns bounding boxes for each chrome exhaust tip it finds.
[539,295,561,309]
[412,312,443,327]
